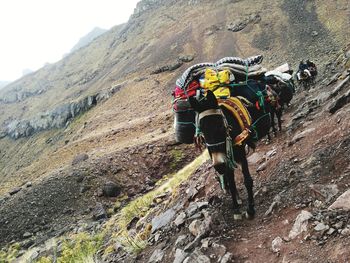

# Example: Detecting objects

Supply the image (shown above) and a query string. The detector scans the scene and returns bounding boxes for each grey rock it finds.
[227,13,260,32]
[175,235,189,248]
[183,248,211,263]
[327,228,336,235]
[188,219,202,237]
[289,210,313,239]
[266,148,277,158]
[186,203,199,217]
[174,212,187,227]
[333,221,344,229]
[314,222,329,232]
[220,252,233,263]
[178,55,194,63]
[152,208,176,233]
[173,249,188,263]
[151,61,183,74]
[93,203,107,221]
[185,215,213,252]
[4,93,100,139]
[72,153,89,165]
[227,20,248,32]
[264,194,281,216]
[200,237,212,248]
[186,186,199,200]
[256,162,267,172]
[211,243,227,260]
[23,232,33,238]
[29,250,40,262]
[148,248,165,263]
[345,50,350,59]
[329,88,350,114]
[291,128,316,144]
[330,73,350,97]
[329,189,350,211]
[341,228,350,236]
[247,152,263,164]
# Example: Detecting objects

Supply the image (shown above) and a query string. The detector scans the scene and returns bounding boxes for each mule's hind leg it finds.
[270,109,277,136]
[224,168,242,220]
[277,108,283,132]
[237,147,255,219]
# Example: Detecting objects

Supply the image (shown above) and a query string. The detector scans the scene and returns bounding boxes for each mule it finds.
[298,70,312,90]
[308,66,317,84]
[189,90,271,219]
[267,77,294,134]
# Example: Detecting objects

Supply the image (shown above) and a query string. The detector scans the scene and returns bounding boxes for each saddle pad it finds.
[218,97,252,145]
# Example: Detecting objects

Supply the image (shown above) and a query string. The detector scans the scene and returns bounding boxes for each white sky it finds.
[0,0,140,82]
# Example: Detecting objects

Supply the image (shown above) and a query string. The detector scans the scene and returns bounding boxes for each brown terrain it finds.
[0,0,350,262]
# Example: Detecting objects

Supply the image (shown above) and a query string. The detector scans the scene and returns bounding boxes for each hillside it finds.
[0,81,10,89]
[69,27,108,53]
[0,0,349,262]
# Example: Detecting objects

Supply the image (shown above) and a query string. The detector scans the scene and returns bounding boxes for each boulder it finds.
[102,181,121,197]
[72,153,89,165]
[288,210,313,239]
[329,189,350,211]
[174,249,188,263]
[271,236,283,253]
[151,208,176,233]
[183,248,210,263]
[148,249,165,263]
[93,203,107,220]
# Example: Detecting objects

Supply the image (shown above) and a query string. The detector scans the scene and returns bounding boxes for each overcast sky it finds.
[0,0,140,82]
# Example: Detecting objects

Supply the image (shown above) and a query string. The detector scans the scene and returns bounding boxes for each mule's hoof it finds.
[245,209,255,220]
[234,213,243,220]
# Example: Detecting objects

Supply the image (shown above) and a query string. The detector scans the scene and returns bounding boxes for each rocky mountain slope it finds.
[70,27,108,53]
[0,0,349,262]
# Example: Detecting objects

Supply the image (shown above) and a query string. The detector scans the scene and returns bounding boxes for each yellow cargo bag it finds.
[202,68,231,98]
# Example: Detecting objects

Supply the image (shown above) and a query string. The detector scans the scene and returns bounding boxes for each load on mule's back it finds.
[172,55,267,144]
[172,55,274,219]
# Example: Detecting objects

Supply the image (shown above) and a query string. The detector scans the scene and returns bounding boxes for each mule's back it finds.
[230,80,265,103]
[229,80,271,140]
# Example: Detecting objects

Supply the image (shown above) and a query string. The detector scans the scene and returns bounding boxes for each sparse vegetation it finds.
[0,243,21,262]
[107,151,209,255]
[170,149,184,169]
[36,232,104,263]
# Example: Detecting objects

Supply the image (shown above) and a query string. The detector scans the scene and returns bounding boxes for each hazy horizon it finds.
[0,0,140,83]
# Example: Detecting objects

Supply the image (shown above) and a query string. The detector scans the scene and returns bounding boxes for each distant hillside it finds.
[0,0,348,188]
[0,81,10,89]
[70,27,107,53]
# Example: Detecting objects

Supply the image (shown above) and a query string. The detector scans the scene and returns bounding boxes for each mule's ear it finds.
[188,96,200,111]
[206,90,218,106]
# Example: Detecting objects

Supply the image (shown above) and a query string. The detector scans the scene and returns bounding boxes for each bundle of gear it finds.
[172,55,267,144]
